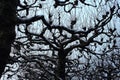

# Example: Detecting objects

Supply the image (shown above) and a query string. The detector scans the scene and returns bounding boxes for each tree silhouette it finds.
[0,0,18,77]
[1,0,120,80]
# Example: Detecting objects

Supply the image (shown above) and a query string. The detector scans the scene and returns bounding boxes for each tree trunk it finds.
[56,50,66,80]
[0,0,18,78]
[107,71,112,80]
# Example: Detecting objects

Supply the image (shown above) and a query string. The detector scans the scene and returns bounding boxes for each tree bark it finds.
[0,0,18,78]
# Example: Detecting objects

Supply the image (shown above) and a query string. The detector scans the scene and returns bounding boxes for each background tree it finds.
[0,0,18,77]
[1,0,120,80]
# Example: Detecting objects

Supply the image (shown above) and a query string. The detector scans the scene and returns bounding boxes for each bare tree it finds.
[1,0,120,80]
